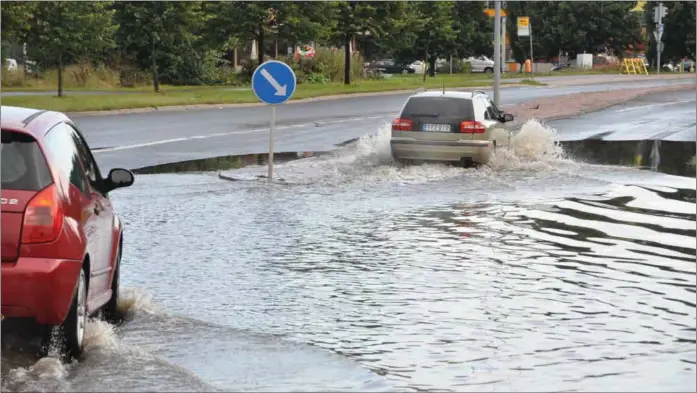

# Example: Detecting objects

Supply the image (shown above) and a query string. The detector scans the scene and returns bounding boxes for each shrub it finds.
[1,69,26,87]
[306,72,329,84]
[435,58,472,74]
[285,47,365,83]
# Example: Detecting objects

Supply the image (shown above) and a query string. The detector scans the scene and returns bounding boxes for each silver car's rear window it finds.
[401,97,475,120]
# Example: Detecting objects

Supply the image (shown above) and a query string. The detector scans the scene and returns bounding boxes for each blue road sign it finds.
[251,60,297,105]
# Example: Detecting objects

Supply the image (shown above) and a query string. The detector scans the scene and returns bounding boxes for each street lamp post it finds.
[493,0,501,106]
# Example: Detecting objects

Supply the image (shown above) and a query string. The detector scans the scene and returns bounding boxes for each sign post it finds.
[251,60,297,183]
[493,0,501,106]
[653,3,668,74]
[517,16,533,78]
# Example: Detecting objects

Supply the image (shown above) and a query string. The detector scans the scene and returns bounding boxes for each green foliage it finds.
[1,1,38,53]
[435,58,472,74]
[452,2,493,58]
[645,1,696,65]
[18,1,116,94]
[285,47,364,84]
[113,1,206,88]
[5,0,694,92]
[506,1,643,62]
[22,2,116,67]
[389,1,459,77]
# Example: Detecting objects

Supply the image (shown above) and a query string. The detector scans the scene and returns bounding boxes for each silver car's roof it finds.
[409,90,484,100]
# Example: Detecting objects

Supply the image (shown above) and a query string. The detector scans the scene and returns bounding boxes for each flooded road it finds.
[2,121,695,392]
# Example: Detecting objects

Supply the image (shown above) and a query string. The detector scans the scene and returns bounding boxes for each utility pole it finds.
[501,15,507,74]
[653,2,667,74]
[493,0,501,106]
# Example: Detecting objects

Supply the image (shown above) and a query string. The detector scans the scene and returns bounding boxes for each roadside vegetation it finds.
[1,1,694,111]
[1,73,541,112]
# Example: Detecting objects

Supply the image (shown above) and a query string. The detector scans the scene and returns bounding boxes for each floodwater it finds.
[2,121,695,392]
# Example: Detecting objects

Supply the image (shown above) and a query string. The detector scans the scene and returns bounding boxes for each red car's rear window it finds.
[1,129,52,191]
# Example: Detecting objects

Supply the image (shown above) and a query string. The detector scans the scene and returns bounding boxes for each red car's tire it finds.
[103,242,122,324]
[53,268,87,360]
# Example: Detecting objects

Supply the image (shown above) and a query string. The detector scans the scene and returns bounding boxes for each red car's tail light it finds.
[21,184,63,244]
[460,121,486,134]
[392,118,413,131]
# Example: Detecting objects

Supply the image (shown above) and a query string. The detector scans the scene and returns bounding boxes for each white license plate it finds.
[423,123,451,132]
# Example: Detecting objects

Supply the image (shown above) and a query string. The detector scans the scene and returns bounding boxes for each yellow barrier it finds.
[619,58,649,75]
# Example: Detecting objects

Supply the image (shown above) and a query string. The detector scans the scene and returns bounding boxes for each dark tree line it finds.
[2,1,693,95]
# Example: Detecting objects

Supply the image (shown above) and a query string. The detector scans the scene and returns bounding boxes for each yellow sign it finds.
[517,17,530,37]
[630,1,646,12]
[483,8,508,17]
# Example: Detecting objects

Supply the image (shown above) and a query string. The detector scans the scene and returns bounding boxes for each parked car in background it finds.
[463,55,495,73]
[1,106,135,359]
[5,58,18,71]
[369,59,416,75]
[409,60,425,74]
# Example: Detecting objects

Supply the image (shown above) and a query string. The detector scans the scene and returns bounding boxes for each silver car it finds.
[390,90,515,166]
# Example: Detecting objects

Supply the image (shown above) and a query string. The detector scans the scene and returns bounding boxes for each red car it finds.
[1,106,134,358]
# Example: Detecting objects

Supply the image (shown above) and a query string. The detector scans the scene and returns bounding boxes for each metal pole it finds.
[449,55,453,74]
[501,16,507,73]
[657,3,663,75]
[268,105,276,182]
[493,0,501,106]
[529,23,534,78]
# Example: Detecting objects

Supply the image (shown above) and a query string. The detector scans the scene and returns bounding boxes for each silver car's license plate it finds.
[423,123,451,132]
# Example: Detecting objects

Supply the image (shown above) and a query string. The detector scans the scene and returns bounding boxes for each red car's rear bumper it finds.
[1,258,82,325]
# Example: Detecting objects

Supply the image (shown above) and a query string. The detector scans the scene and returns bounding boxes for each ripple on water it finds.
[8,120,692,392]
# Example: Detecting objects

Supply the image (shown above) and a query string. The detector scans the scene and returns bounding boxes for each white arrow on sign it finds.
[260,68,287,96]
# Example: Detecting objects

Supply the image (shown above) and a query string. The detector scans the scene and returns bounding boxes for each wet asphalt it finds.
[74,77,696,171]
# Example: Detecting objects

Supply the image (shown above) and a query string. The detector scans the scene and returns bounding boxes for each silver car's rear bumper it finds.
[390,138,493,164]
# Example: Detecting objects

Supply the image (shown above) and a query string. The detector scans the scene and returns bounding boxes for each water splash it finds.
[488,119,571,171]
[117,287,162,319]
[2,357,70,392]
[1,287,160,392]
[229,119,574,188]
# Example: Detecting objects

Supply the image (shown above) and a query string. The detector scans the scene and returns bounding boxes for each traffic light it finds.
[653,3,668,23]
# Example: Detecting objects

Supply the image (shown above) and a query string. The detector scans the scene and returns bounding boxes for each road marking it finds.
[615,99,695,113]
[260,68,287,96]
[93,115,388,153]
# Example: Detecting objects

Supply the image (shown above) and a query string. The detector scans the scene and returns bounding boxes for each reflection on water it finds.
[104,163,695,391]
[3,121,695,392]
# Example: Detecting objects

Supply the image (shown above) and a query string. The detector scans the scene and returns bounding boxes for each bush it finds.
[435,58,472,74]
[306,72,329,84]
[1,70,26,87]
[285,47,365,83]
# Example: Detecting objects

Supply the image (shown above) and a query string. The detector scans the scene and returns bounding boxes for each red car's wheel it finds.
[103,241,122,324]
[56,268,87,360]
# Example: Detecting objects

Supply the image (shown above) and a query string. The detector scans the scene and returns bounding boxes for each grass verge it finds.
[1,74,541,113]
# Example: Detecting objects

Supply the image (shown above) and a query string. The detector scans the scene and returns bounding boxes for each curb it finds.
[67,83,531,117]
[507,83,696,126]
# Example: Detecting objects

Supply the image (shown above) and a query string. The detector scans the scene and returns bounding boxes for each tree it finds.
[274,2,336,49]
[332,1,385,84]
[113,1,204,91]
[204,2,275,68]
[391,1,457,79]
[506,1,642,63]
[645,1,696,66]
[0,2,38,65]
[1,2,37,43]
[452,2,494,58]
[23,2,116,97]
